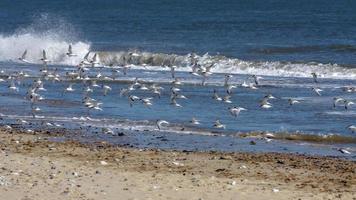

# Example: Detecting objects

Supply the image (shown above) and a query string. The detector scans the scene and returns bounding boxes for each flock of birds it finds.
[0,44,355,155]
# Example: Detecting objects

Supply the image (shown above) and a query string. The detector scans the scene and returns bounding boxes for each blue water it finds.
[0,0,355,157]
[1,0,356,64]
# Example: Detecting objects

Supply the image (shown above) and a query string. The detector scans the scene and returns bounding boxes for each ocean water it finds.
[0,0,355,158]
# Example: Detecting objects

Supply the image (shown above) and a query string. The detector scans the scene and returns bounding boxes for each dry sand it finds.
[0,128,355,200]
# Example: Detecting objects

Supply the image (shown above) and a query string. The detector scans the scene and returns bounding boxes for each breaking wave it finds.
[97,51,356,79]
[0,14,90,66]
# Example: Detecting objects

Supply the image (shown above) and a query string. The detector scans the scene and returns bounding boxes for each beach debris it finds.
[272,188,280,193]
[230,180,237,186]
[100,160,108,165]
[0,176,11,186]
[172,161,184,167]
[240,165,247,169]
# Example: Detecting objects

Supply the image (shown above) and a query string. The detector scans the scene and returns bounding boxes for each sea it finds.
[0,0,355,158]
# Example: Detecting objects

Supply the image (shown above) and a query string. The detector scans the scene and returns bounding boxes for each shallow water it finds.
[0,62,355,158]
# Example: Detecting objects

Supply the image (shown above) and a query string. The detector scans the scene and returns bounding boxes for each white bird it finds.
[338,148,351,154]
[344,100,354,110]
[333,97,344,108]
[213,120,226,129]
[91,80,100,87]
[103,85,112,96]
[170,98,182,107]
[347,125,356,133]
[81,51,91,65]
[9,79,19,92]
[140,97,153,107]
[213,89,222,101]
[311,72,318,83]
[128,95,140,107]
[66,44,77,57]
[172,78,182,85]
[224,74,232,87]
[189,117,200,125]
[260,99,272,109]
[251,75,263,85]
[156,120,169,130]
[229,107,247,117]
[312,87,322,96]
[18,50,30,63]
[91,53,100,66]
[102,127,115,135]
[223,95,232,104]
[40,50,50,64]
[65,83,75,92]
[288,98,300,106]
[226,85,236,95]
[241,81,249,88]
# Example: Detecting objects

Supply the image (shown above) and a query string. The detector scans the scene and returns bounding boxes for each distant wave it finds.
[252,44,356,54]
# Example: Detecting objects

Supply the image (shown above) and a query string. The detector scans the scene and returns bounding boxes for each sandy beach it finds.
[0,128,354,200]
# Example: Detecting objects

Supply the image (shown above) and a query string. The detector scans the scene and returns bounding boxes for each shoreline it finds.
[0,129,355,199]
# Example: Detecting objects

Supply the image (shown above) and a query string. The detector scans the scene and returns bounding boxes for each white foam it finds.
[0,33,90,66]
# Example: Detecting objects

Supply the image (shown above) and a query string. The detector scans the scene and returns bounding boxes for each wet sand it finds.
[0,128,355,200]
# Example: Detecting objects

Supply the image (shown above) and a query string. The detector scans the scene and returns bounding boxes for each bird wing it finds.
[22,50,27,59]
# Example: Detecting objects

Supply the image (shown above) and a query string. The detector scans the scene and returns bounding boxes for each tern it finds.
[189,117,200,125]
[260,99,272,109]
[9,79,19,92]
[226,85,236,95]
[91,53,100,66]
[213,89,222,101]
[347,125,356,133]
[156,120,169,130]
[81,51,91,65]
[229,107,247,117]
[288,98,300,106]
[170,97,182,107]
[18,50,30,63]
[312,87,322,96]
[251,75,263,85]
[311,72,318,83]
[213,120,226,129]
[344,100,354,110]
[224,74,232,87]
[333,97,344,108]
[223,95,232,103]
[40,50,50,64]
[338,148,351,154]
[128,95,140,107]
[66,44,77,57]
[102,85,112,96]
[65,83,75,92]
[172,78,182,85]
[140,97,153,107]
